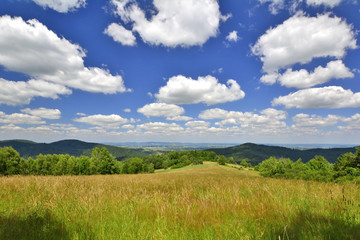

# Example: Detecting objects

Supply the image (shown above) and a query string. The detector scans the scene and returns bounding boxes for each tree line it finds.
[0,146,232,176]
[256,147,360,183]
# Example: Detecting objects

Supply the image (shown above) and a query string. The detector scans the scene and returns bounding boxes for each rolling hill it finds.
[206,143,357,165]
[0,139,154,160]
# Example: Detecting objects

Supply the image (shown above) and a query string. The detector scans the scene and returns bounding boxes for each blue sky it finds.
[0,0,359,144]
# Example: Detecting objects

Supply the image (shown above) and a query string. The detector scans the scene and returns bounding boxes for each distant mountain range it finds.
[207,143,358,165]
[0,140,357,164]
[0,139,154,160]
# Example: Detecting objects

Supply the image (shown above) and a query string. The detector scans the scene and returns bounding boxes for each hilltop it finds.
[0,140,357,165]
[206,143,357,165]
[0,139,154,160]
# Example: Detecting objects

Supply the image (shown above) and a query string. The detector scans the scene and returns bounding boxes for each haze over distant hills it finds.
[0,139,357,165]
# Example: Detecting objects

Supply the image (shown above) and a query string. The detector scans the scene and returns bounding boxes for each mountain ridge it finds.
[206,142,358,165]
[0,139,154,160]
[0,139,357,164]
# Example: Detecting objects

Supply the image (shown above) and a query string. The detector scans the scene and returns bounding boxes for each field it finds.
[0,165,359,239]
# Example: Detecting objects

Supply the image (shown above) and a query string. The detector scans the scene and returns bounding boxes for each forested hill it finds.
[206,143,357,165]
[0,139,153,160]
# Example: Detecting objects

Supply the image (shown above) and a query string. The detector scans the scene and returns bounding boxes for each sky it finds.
[0,0,359,144]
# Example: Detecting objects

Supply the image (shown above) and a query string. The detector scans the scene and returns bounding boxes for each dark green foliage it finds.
[0,139,153,160]
[207,143,357,165]
[128,158,144,174]
[239,159,251,167]
[217,155,227,165]
[0,147,21,175]
[333,148,360,182]
[257,148,360,182]
[141,150,216,170]
[303,156,333,181]
[0,147,121,176]
[258,156,334,181]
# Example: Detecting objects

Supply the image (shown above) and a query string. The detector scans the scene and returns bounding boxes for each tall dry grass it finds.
[0,165,359,239]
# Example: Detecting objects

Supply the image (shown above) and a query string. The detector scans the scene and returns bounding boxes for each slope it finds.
[0,139,153,160]
[206,143,357,165]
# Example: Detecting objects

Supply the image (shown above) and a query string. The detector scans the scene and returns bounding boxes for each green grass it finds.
[155,163,217,173]
[0,165,359,239]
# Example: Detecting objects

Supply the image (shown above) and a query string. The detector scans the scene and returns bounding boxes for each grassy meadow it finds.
[0,165,359,239]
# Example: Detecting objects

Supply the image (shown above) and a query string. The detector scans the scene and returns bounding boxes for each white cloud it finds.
[339,114,360,132]
[258,0,284,15]
[122,124,134,129]
[32,0,86,13]
[21,108,61,119]
[292,113,342,127]
[104,23,136,46]
[110,0,224,47]
[74,114,129,128]
[185,121,211,130]
[0,78,71,106]
[272,86,360,109]
[267,60,354,88]
[0,15,128,105]
[226,30,240,42]
[166,115,193,121]
[124,108,131,113]
[155,75,245,105]
[137,103,185,118]
[306,0,342,7]
[199,108,233,120]
[137,122,183,133]
[252,13,357,74]
[199,108,287,129]
[0,111,45,125]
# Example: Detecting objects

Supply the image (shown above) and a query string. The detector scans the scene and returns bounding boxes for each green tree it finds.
[0,147,21,175]
[78,156,91,175]
[217,155,227,165]
[257,157,278,177]
[122,162,130,174]
[148,163,155,173]
[304,156,333,181]
[98,147,116,174]
[240,159,250,168]
[128,158,144,174]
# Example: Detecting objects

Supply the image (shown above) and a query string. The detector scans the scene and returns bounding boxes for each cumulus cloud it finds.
[339,114,360,132]
[306,0,342,7]
[104,23,136,46]
[272,86,360,109]
[21,108,61,119]
[292,113,342,127]
[265,60,354,88]
[155,75,245,105]
[0,111,45,125]
[252,13,357,74]
[32,0,86,13]
[137,103,185,118]
[74,114,129,128]
[199,108,287,129]
[0,15,128,105]
[166,115,193,121]
[185,121,211,130]
[226,30,240,42]
[110,0,224,47]
[137,122,183,133]
[122,124,134,129]
[0,78,71,106]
